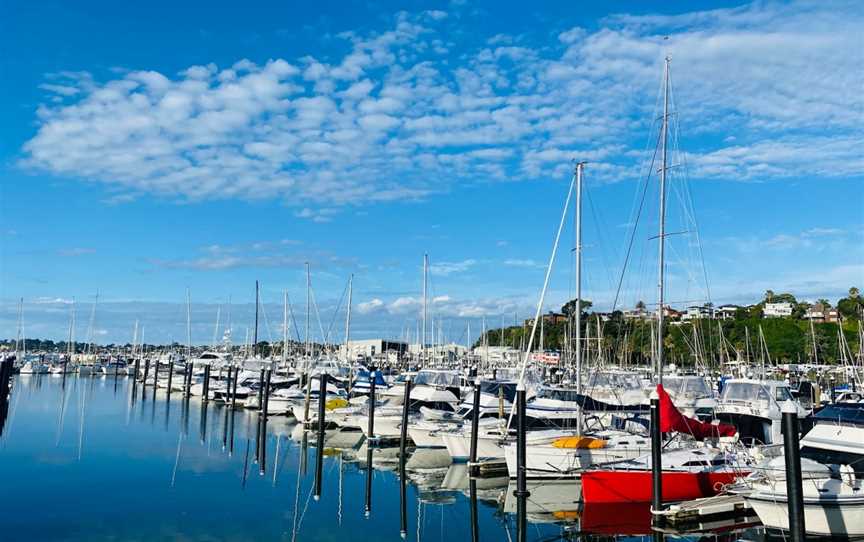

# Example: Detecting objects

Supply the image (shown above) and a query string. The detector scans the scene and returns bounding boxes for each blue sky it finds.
[1,0,862,345]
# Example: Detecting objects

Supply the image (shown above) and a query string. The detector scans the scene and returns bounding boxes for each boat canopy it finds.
[720,380,792,404]
[663,376,712,396]
[353,368,387,386]
[413,370,460,388]
[812,403,864,426]
[585,371,642,390]
[479,381,517,403]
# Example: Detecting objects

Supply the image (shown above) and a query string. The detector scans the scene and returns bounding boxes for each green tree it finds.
[748,305,763,319]
[561,298,592,317]
[770,293,797,305]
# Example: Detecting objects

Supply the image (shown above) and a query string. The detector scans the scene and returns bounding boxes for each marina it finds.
[2,1,863,541]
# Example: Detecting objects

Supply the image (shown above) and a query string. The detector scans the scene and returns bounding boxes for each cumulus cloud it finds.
[357,298,384,314]
[149,242,352,271]
[19,1,862,215]
[429,259,477,276]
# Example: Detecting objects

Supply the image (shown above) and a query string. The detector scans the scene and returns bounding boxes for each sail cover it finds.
[657,384,736,440]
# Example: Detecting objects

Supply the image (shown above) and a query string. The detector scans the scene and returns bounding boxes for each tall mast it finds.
[212,306,221,349]
[132,318,139,360]
[656,56,671,385]
[575,162,584,396]
[809,316,819,365]
[253,280,259,358]
[422,254,428,366]
[86,292,99,356]
[283,290,289,364]
[343,275,353,363]
[16,297,23,356]
[467,320,471,361]
[305,263,311,358]
[186,288,192,359]
[68,300,77,359]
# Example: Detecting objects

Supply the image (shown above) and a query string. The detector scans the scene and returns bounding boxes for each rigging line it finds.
[285,291,302,343]
[666,242,705,301]
[584,181,618,297]
[259,294,275,345]
[309,287,327,349]
[666,76,712,309]
[611,127,663,312]
[322,279,350,346]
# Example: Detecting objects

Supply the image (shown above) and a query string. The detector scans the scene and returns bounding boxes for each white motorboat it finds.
[715,378,807,445]
[743,402,864,536]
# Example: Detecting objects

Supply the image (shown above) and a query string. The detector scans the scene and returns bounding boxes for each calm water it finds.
[1,375,767,542]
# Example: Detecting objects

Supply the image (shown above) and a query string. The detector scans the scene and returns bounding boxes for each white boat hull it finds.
[441,431,505,461]
[747,496,864,536]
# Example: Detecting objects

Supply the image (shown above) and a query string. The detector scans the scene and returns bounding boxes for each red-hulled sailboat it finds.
[582,56,746,506]
[581,383,743,503]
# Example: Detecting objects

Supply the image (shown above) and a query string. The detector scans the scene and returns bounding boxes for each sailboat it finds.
[580,57,749,505]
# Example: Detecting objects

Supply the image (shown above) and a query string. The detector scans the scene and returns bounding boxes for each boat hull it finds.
[746,495,864,536]
[442,432,505,461]
[581,470,742,503]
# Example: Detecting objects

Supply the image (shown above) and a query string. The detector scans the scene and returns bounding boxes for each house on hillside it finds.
[524,312,568,327]
[804,303,840,323]
[764,302,793,318]
[717,305,740,320]
[681,304,715,321]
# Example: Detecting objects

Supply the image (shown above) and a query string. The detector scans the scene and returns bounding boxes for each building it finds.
[623,306,651,320]
[524,311,568,327]
[340,339,408,361]
[717,305,740,320]
[805,304,840,323]
[681,304,715,321]
[763,302,793,318]
[471,345,521,364]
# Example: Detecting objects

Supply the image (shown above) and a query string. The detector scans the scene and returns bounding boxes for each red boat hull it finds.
[581,470,744,504]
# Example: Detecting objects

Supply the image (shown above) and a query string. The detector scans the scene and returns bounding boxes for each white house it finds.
[681,304,715,321]
[717,305,740,320]
[763,302,793,318]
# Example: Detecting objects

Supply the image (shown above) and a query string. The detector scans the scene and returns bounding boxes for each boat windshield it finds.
[721,381,787,404]
[664,376,712,396]
[813,404,864,425]
[585,372,641,390]
[413,370,460,388]
[535,387,581,402]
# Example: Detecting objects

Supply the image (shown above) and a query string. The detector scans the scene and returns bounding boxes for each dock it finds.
[654,493,759,530]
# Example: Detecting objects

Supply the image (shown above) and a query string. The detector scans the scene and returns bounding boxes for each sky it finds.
[1,0,862,345]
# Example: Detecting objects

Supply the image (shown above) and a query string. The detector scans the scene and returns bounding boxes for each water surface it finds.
[1,375,767,541]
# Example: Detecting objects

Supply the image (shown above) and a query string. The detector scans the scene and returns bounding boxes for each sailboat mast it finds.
[422,254,428,366]
[344,275,353,363]
[283,290,289,364]
[253,280,259,358]
[186,288,192,359]
[574,162,584,396]
[68,300,76,359]
[656,56,671,385]
[809,316,819,365]
[305,263,310,358]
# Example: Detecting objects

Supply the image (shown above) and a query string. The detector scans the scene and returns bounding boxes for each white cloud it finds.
[19,1,862,216]
[357,298,384,314]
[503,258,543,268]
[429,259,477,276]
